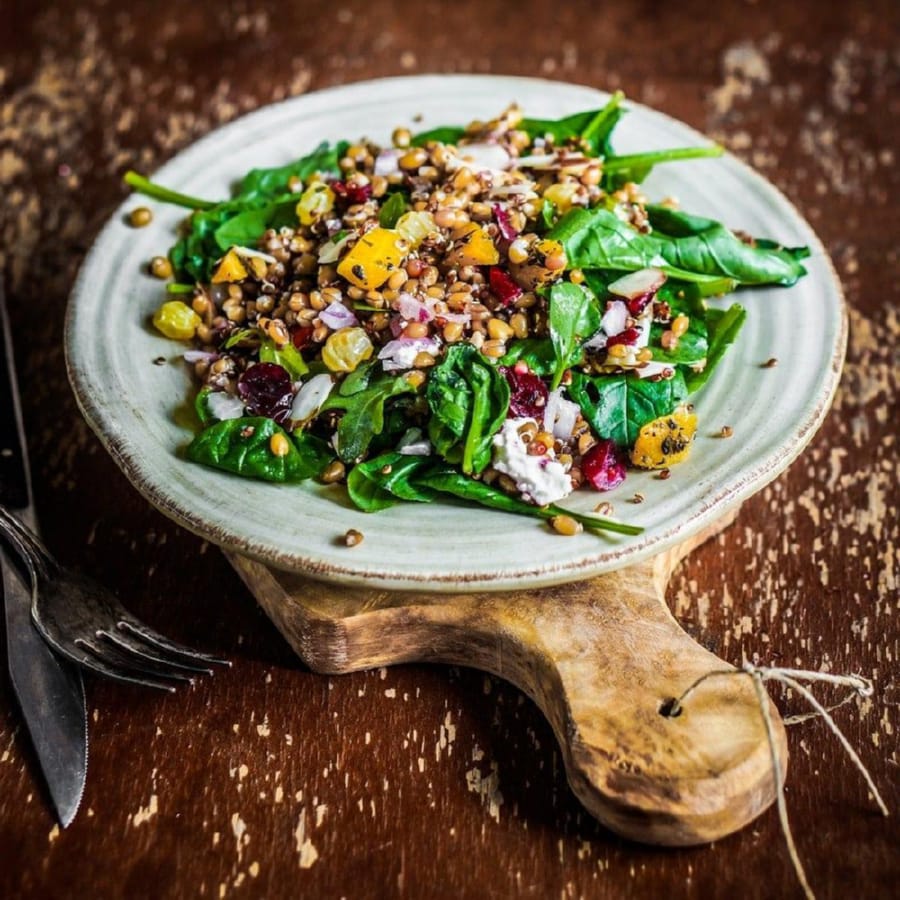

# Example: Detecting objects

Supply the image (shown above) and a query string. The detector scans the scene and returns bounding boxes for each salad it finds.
[126,93,808,538]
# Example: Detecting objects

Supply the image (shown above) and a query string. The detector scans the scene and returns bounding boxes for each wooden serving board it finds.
[227,510,786,847]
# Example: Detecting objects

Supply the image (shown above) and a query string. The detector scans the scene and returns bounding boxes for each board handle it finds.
[230,517,786,846]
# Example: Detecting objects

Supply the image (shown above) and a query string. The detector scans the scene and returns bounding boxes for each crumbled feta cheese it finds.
[492,418,573,506]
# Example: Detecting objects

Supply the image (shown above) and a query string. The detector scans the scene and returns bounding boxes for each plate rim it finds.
[64,74,848,591]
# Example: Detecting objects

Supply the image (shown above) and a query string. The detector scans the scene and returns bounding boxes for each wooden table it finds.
[0,1,896,897]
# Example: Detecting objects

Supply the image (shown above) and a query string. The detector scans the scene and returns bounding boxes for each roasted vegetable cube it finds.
[630,408,697,469]
[337,227,406,290]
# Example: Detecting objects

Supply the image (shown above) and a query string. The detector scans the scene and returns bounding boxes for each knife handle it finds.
[0,291,31,511]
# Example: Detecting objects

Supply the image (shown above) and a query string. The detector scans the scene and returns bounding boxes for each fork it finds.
[0,504,229,691]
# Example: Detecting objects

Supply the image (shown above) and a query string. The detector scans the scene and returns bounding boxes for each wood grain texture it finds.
[0,0,896,898]
[228,512,790,847]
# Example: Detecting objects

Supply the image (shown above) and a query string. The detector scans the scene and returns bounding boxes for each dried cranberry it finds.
[500,366,548,419]
[489,267,523,307]
[492,204,519,241]
[606,327,640,348]
[237,362,294,424]
[331,180,373,205]
[291,324,314,349]
[626,292,654,317]
[581,439,627,492]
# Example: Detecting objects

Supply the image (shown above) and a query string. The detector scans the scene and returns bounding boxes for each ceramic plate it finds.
[65,75,845,591]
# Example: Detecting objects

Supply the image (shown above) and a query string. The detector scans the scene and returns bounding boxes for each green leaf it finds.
[223,327,259,349]
[549,206,809,287]
[685,303,747,393]
[646,205,809,286]
[498,338,558,376]
[602,145,723,189]
[425,345,510,474]
[236,141,348,204]
[378,191,408,228]
[123,171,216,210]
[521,92,625,156]
[259,338,308,381]
[548,282,600,389]
[194,387,216,427]
[212,198,296,251]
[415,464,643,536]
[411,126,466,147]
[648,315,708,366]
[322,373,416,463]
[186,417,330,482]
[567,371,689,447]
[346,452,437,511]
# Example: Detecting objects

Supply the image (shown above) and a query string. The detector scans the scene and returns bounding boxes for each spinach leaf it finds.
[649,315,708,365]
[602,145,723,189]
[521,91,625,156]
[411,126,466,147]
[194,387,216,427]
[685,303,746,393]
[646,205,810,286]
[236,141,347,204]
[212,196,296,251]
[186,416,331,482]
[415,464,643,536]
[549,206,809,287]
[346,452,436,511]
[425,345,510,474]
[259,338,308,381]
[378,191,408,228]
[498,338,558,376]
[548,282,600,388]
[567,371,688,447]
[123,171,216,210]
[322,373,415,463]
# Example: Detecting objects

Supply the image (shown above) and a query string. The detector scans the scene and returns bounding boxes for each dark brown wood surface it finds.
[0,1,896,898]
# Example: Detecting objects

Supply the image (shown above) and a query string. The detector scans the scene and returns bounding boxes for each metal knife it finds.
[0,285,87,827]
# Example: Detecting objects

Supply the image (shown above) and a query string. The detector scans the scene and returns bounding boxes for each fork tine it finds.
[78,636,195,686]
[70,639,179,692]
[101,627,214,675]
[117,618,231,667]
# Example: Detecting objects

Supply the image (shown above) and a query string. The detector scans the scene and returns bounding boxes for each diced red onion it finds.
[206,391,245,422]
[607,267,666,300]
[398,292,434,323]
[290,373,334,423]
[492,203,519,240]
[378,337,440,371]
[319,301,359,330]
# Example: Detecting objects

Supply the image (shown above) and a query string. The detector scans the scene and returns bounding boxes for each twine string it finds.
[663,662,889,900]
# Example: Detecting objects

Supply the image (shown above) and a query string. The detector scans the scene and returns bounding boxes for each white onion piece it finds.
[374,149,400,176]
[600,300,629,337]
[582,331,607,352]
[489,183,537,196]
[378,337,440,372]
[543,388,580,440]
[635,361,675,380]
[290,374,334,422]
[446,142,511,173]
[424,297,469,323]
[319,301,359,330]
[514,152,560,169]
[317,232,353,264]
[397,427,432,456]
[183,349,217,363]
[634,322,650,349]
[607,267,666,299]
[207,391,245,421]
[233,246,277,264]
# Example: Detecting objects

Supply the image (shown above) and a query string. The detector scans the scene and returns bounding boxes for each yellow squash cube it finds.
[337,228,406,290]
[630,408,697,469]
[211,248,249,284]
[445,223,499,267]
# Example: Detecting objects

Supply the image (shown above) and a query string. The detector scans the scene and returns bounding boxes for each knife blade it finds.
[0,286,87,827]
